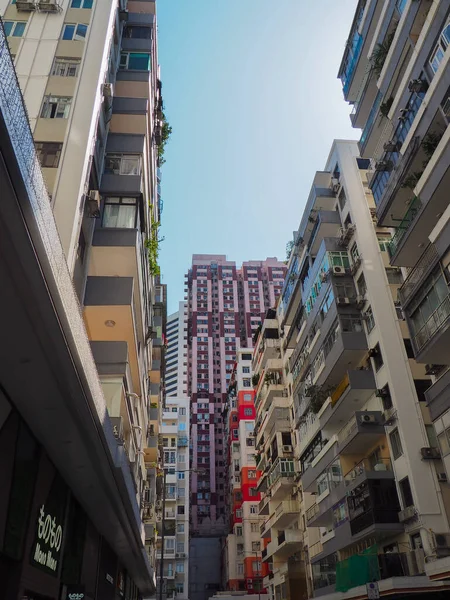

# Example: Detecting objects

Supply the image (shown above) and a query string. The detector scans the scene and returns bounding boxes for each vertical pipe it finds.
[159,468,167,600]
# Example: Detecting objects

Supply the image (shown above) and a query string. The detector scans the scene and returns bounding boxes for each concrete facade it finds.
[166,302,188,398]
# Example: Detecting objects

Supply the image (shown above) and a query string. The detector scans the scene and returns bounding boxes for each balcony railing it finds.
[306,503,319,522]
[344,457,392,486]
[398,243,439,307]
[360,91,382,148]
[414,294,450,352]
[371,93,424,206]
[388,196,422,257]
[267,458,296,489]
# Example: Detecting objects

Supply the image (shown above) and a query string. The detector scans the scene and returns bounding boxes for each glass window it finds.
[120,52,151,71]
[438,430,450,456]
[102,197,138,228]
[12,21,25,37]
[425,424,438,448]
[62,24,88,41]
[430,45,445,73]
[365,306,375,333]
[35,142,63,168]
[124,25,152,39]
[104,154,141,176]
[52,58,81,77]
[3,22,14,36]
[176,562,184,573]
[40,96,72,119]
[71,0,94,7]
[399,477,414,508]
[177,472,185,480]
[390,428,403,460]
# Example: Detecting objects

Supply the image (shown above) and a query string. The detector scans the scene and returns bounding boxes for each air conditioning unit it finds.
[330,177,340,193]
[282,445,293,453]
[425,364,445,376]
[443,97,450,118]
[383,140,401,153]
[420,447,440,460]
[356,294,366,307]
[110,416,124,440]
[375,160,393,172]
[102,82,113,98]
[38,0,59,12]
[16,1,36,10]
[398,505,416,522]
[175,552,186,558]
[336,297,350,305]
[87,190,100,217]
[359,414,376,424]
[438,472,448,483]
[332,265,346,276]
[368,347,379,358]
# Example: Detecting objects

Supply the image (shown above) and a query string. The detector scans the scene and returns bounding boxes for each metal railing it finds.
[388,196,422,257]
[398,243,439,306]
[344,457,392,486]
[306,503,319,522]
[414,294,450,351]
[337,414,358,446]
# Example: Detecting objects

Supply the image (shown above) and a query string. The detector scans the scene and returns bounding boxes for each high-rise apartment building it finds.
[186,255,286,600]
[0,1,166,597]
[157,397,190,600]
[339,0,450,584]
[166,302,188,397]
[223,349,267,594]
[259,138,450,600]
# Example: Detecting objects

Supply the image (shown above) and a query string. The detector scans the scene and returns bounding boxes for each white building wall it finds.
[166,302,188,397]
[330,140,449,543]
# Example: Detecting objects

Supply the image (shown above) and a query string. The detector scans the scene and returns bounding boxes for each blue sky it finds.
[157,1,359,313]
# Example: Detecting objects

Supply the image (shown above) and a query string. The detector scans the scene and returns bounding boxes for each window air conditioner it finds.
[282,445,293,453]
[359,414,376,424]
[336,297,350,305]
[16,1,36,10]
[332,266,345,276]
[420,447,440,460]
[38,0,59,12]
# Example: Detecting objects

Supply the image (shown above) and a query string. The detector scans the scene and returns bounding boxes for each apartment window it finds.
[250,505,257,514]
[237,563,244,575]
[62,23,88,41]
[236,526,242,536]
[371,343,384,371]
[357,273,367,296]
[178,487,185,498]
[386,268,403,285]
[429,23,450,74]
[243,378,251,388]
[51,57,81,77]
[236,509,243,518]
[243,408,252,417]
[177,542,185,553]
[4,21,26,37]
[389,428,403,460]
[350,243,359,263]
[40,96,72,119]
[250,522,258,533]
[176,584,184,594]
[365,306,375,333]
[71,0,93,6]
[103,197,138,228]
[35,142,63,168]
[120,52,151,71]
[248,470,256,479]
[177,506,185,515]
[178,453,185,463]
[378,236,391,252]
[399,477,414,508]
[179,407,186,416]
[438,428,450,456]
[426,424,438,448]
[104,153,141,176]
[234,475,240,483]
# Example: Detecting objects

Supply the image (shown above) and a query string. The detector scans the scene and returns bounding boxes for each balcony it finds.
[301,437,339,494]
[319,369,376,429]
[258,458,296,501]
[387,195,422,266]
[398,242,439,308]
[177,437,188,447]
[258,492,272,516]
[344,457,394,490]
[253,334,281,374]
[260,500,299,538]
[310,521,352,565]
[307,211,342,256]
[255,377,286,413]
[337,411,385,455]
[425,368,450,422]
[264,529,303,561]
[84,276,142,395]
[335,549,427,595]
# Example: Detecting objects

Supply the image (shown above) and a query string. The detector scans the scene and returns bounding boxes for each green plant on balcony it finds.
[400,171,423,190]
[264,372,279,386]
[422,131,443,166]
[306,384,335,414]
[145,219,164,276]
[157,111,172,166]
[285,240,294,262]
[379,96,393,118]
[252,373,260,388]
[371,29,396,76]
[150,402,158,408]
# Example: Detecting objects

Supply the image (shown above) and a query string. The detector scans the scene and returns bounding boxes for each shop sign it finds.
[67,585,85,600]
[31,504,63,573]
